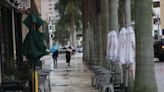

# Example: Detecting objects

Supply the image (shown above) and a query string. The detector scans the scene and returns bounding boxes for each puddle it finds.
[52,84,68,86]
[65,69,74,72]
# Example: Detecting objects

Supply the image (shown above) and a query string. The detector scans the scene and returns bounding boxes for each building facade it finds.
[160,0,164,36]
[0,0,43,84]
[40,0,59,22]
[153,0,161,39]
[0,0,23,83]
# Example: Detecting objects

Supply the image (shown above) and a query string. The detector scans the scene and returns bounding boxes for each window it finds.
[154,30,159,40]
[153,18,160,24]
[49,4,52,6]
[162,29,164,35]
[153,2,160,7]
[49,8,53,10]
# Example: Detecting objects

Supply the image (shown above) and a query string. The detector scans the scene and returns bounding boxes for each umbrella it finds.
[23,12,44,29]
[125,26,135,64]
[117,27,127,64]
[106,30,118,61]
[50,45,59,53]
[22,12,47,66]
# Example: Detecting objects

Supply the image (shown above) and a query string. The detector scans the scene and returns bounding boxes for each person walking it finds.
[52,50,59,66]
[65,46,72,66]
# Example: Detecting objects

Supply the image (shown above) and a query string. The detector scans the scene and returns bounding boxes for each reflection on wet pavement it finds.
[50,53,98,92]
[155,62,164,92]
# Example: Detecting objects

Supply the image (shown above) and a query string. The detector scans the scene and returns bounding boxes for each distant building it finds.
[152,0,161,39]
[40,0,59,22]
[160,0,164,37]
[40,0,59,48]
[41,0,50,21]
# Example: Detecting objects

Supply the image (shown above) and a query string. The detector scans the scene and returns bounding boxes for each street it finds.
[155,62,164,92]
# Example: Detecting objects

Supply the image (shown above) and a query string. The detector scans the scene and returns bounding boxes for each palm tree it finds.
[82,0,102,65]
[125,0,131,26]
[92,0,102,66]
[131,0,135,21]
[108,0,119,32]
[82,0,91,64]
[124,0,133,92]
[82,0,87,62]
[133,0,158,92]
[119,0,133,92]
[54,23,69,45]
[108,0,121,86]
[100,0,109,66]
[89,0,102,65]
[118,0,126,27]
[56,0,82,48]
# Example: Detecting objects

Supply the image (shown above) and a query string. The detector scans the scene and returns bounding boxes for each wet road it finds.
[155,62,164,92]
[49,53,98,92]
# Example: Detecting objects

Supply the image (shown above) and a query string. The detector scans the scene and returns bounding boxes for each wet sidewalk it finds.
[40,53,164,92]
[43,53,98,92]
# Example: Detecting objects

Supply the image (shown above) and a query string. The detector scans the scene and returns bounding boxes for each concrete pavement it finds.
[41,53,164,92]
[42,53,98,92]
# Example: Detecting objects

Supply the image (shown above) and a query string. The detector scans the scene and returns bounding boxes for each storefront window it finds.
[153,2,160,7]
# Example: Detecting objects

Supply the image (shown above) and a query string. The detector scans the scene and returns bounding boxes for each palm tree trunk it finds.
[83,27,87,62]
[109,0,119,32]
[100,0,109,66]
[118,0,126,27]
[90,24,94,65]
[124,0,133,92]
[86,23,93,65]
[96,14,102,65]
[108,0,121,85]
[92,14,101,65]
[69,17,77,48]
[83,26,90,64]
[85,27,90,63]
[82,0,88,63]
[119,0,134,92]
[119,1,127,91]
[73,29,77,48]
[133,0,158,92]
[69,31,73,45]
[125,0,131,26]
[95,0,102,66]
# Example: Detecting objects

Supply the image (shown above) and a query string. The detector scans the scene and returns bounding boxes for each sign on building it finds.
[18,0,31,9]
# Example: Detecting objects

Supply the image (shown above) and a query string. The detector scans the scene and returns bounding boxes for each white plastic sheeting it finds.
[106,26,136,64]
[106,30,118,61]
[117,27,127,64]
[125,26,135,64]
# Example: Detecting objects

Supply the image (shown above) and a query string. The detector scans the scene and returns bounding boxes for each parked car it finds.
[76,47,83,53]
[154,39,164,61]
